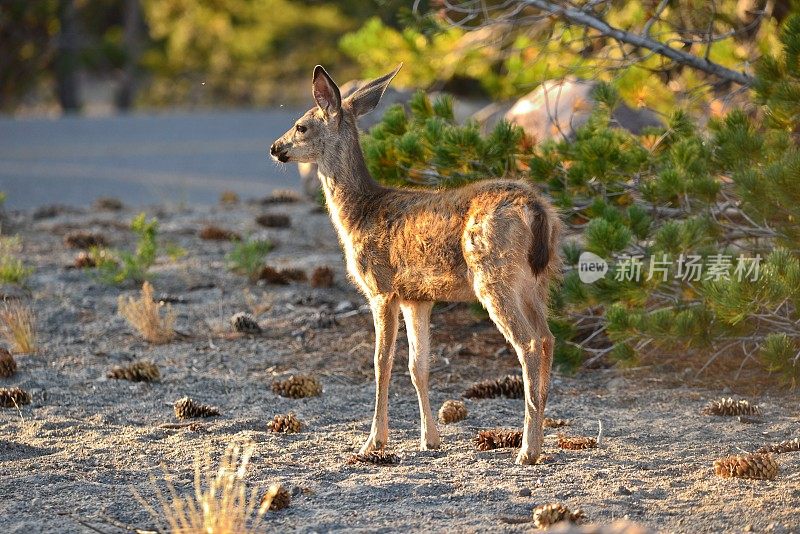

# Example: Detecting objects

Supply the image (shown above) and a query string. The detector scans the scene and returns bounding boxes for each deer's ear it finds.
[312,65,341,118]
[344,63,402,118]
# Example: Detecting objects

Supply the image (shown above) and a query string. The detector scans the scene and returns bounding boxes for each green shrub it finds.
[227,239,272,281]
[0,235,32,284]
[93,213,159,284]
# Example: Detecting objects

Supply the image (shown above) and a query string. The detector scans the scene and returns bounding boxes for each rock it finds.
[502,77,662,143]
[517,487,532,497]
[617,485,633,496]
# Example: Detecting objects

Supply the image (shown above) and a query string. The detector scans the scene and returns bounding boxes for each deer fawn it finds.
[270,65,562,465]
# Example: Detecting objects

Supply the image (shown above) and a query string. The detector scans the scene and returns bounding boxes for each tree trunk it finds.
[115,0,142,111]
[55,0,81,112]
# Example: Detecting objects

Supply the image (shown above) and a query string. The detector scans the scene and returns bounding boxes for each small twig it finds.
[596,419,604,446]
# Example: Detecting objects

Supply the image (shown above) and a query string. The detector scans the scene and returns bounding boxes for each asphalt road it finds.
[0,110,305,210]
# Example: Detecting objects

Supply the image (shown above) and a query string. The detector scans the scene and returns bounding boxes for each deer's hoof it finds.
[515,450,540,466]
[359,436,385,455]
[420,436,441,451]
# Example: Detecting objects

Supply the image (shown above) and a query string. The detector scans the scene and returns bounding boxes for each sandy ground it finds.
[0,198,798,534]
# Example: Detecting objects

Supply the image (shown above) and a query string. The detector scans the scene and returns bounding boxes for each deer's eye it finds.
[296,125,307,133]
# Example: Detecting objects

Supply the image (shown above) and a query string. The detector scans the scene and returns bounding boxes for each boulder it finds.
[502,77,663,143]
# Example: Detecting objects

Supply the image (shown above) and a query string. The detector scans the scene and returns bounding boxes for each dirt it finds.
[0,198,798,534]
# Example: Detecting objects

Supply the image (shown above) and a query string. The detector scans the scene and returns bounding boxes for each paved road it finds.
[0,110,305,210]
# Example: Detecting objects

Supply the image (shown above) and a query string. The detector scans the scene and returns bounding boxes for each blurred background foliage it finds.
[0,0,789,113]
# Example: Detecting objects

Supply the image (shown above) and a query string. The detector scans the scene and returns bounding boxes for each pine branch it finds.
[521,0,755,86]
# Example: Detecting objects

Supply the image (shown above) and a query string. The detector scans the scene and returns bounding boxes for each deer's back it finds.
[345,179,545,302]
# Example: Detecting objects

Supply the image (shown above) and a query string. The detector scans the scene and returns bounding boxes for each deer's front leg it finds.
[400,301,440,450]
[359,294,400,454]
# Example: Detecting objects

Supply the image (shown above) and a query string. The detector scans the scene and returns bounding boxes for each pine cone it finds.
[714,453,778,480]
[73,251,97,269]
[557,434,597,450]
[474,429,523,451]
[256,213,291,228]
[757,438,800,455]
[199,225,240,241]
[347,451,401,465]
[543,417,569,428]
[230,312,261,334]
[438,400,468,424]
[280,268,307,282]
[532,503,586,529]
[107,361,160,382]
[310,266,334,288]
[267,484,292,511]
[258,266,290,285]
[0,348,17,378]
[464,375,524,399]
[268,413,303,433]
[0,387,31,408]
[64,231,108,249]
[263,189,301,203]
[702,397,761,416]
[272,375,322,399]
[173,397,220,419]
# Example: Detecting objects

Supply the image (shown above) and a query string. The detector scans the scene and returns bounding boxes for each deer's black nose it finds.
[270,142,279,156]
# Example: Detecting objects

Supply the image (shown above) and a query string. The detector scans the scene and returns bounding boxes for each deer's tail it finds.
[527,199,561,279]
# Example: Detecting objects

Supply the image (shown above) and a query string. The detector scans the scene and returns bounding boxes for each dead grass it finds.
[117,282,176,344]
[134,441,278,534]
[0,300,37,354]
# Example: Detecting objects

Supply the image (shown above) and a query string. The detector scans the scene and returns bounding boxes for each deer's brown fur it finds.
[271,65,562,464]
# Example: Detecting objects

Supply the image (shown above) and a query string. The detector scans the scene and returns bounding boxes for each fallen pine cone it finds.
[464,375,524,399]
[474,429,523,451]
[272,375,322,399]
[256,213,291,228]
[757,438,800,455]
[230,312,262,334]
[267,413,303,433]
[347,451,401,466]
[310,266,334,288]
[174,397,220,419]
[64,230,108,249]
[107,361,160,382]
[532,502,586,529]
[261,189,301,204]
[266,484,291,511]
[438,400,467,424]
[199,225,240,241]
[0,348,17,378]
[258,266,290,285]
[280,268,307,282]
[557,434,597,450]
[93,197,123,211]
[543,417,569,428]
[714,453,778,480]
[0,387,31,408]
[702,397,761,416]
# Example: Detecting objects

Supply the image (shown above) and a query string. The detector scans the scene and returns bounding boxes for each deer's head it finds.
[270,64,401,165]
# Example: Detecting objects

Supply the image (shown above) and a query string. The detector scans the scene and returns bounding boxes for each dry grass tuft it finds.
[118,282,176,344]
[219,190,240,205]
[133,441,277,534]
[0,300,37,354]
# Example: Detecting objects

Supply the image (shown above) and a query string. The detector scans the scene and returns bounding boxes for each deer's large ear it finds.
[312,65,341,118]
[344,63,402,118]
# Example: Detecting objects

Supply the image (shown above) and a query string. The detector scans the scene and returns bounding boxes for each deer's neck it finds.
[316,137,382,236]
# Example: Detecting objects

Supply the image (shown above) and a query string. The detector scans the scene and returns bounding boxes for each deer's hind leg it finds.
[473,273,550,465]
[360,294,400,454]
[400,301,440,450]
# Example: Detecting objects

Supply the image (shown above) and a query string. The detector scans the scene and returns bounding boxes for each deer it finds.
[270,64,562,465]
